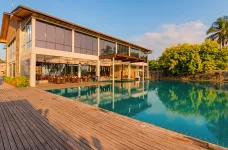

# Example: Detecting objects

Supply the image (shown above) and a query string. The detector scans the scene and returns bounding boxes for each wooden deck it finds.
[0,86,226,150]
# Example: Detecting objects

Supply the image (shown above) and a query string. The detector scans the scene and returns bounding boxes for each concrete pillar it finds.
[142,63,145,81]
[115,43,117,54]
[78,63,81,77]
[96,60,100,81]
[30,53,36,87]
[128,63,131,79]
[136,66,139,78]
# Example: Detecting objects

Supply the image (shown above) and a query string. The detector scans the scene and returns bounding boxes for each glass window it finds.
[100,39,115,55]
[8,39,16,59]
[35,20,72,52]
[22,21,32,50]
[46,24,55,43]
[74,32,98,56]
[20,59,30,78]
[130,48,140,58]
[117,44,129,55]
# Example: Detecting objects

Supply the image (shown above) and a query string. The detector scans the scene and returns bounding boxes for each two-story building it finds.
[0,5,152,87]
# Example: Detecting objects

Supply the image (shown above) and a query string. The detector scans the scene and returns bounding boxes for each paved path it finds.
[0,81,15,89]
[0,87,226,150]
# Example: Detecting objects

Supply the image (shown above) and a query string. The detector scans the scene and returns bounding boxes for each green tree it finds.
[206,16,228,48]
[149,60,160,71]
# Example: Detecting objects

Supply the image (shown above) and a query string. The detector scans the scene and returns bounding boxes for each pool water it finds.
[46,81,228,147]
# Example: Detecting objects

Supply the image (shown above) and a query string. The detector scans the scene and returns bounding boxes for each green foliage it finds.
[149,60,160,71]
[157,40,228,75]
[206,16,228,47]
[3,76,29,87]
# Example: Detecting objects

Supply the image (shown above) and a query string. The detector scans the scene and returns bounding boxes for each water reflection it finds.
[47,81,228,147]
[48,81,152,117]
[148,81,228,147]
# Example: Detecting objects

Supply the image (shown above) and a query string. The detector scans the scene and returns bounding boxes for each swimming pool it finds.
[46,81,228,148]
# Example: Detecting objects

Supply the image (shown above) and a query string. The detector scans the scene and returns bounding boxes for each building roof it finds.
[0,5,153,53]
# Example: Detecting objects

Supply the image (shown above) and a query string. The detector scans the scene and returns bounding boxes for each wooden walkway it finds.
[0,87,226,150]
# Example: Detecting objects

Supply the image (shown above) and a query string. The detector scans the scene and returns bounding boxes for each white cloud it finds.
[132,21,207,59]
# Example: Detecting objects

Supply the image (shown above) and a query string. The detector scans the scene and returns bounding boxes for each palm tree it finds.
[206,16,228,48]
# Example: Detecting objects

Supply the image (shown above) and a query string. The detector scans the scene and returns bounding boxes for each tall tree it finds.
[206,16,228,48]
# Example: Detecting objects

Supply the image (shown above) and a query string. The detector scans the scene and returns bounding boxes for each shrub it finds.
[3,76,29,87]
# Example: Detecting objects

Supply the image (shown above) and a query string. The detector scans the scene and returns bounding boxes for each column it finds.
[115,43,117,54]
[142,63,145,81]
[78,63,81,77]
[136,66,139,78]
[30,53,36,87]
[128,63,131,79]
[96,60,100,81]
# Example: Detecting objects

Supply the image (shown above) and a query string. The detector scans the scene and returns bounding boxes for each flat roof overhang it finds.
[1,5,152,53]
[0,13,10,43]
[99,54,145,63]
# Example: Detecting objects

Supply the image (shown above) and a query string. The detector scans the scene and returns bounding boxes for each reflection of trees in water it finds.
[207,114,228,146]
[150,81,228,121]
[149,81,228,146]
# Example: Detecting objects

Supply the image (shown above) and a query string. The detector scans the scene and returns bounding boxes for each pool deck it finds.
[0,82,226,150]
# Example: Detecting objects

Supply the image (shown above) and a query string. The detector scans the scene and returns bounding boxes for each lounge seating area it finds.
[36,75,98,84]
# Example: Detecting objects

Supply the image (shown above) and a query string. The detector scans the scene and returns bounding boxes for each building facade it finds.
[0,5,152,87]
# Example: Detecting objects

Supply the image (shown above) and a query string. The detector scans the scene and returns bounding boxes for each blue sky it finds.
[0,0,228,60]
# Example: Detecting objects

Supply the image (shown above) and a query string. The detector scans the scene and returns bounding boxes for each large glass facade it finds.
[20,59,30,78]
[100,39,116,55]
[8,39,16,59]
[117,44,129,55]
[131,48,148,62]
[35,20,72,52]
[74,32,98,55]
[22,21,32,51]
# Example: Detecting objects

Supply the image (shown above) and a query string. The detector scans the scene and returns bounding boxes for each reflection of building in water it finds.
[48,82,151,117]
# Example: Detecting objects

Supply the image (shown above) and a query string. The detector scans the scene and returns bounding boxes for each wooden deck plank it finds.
[17,99,92,150]
[0,101,17,150]
[0,102,25,150]
[0,86,226,150]
[15,100,75,150]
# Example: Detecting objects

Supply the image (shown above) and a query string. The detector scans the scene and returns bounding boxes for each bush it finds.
[3,76,29,87]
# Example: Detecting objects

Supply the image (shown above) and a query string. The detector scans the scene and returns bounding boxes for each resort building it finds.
[0,5,152,87]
